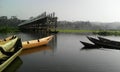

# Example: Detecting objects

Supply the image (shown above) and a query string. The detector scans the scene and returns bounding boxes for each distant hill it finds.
[57,21,120,30]
[91,22,120,30]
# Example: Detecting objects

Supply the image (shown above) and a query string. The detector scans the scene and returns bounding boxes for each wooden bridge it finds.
[18,12,57,34]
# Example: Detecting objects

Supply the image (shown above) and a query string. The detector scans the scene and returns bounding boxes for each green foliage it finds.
[93,30,120,36]
[57,29,94,33]
[0,26,20,33]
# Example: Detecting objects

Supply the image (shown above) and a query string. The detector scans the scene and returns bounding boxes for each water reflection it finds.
[49,34,57,49]
[3,57,23,72]
[81,46,120,51]
[5,33,120,72]
[20,45,53,56]
[81,47,101,50]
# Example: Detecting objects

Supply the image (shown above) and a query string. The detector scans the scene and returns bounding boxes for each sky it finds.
[1,0,120,22]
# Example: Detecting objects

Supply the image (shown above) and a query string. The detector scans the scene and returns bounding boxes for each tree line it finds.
[57,21,120,30]
[0,16,25,27]
[57,21,102,30]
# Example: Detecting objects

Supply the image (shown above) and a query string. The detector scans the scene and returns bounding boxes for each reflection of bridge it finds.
[18,12,57,33]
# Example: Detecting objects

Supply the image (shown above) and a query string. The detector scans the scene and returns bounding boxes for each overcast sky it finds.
[1,0,120,22]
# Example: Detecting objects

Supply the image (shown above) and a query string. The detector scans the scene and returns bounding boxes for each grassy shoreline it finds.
[58,29,94,33]
[1,27,120,36]
[57,29,120,35]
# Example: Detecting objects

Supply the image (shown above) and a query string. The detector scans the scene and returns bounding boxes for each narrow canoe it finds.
[22,35,54,49]
[98,36,120,44]
[3,57,23,72]
[87,36,120,49]
[87,36,104,46]
[0,35,16,42]
[0,37,22,72]
[80,41,99,48]
[0,48,22,72]
[0,37,19,53]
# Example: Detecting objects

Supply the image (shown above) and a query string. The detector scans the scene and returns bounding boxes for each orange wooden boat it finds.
[22,35,54,49]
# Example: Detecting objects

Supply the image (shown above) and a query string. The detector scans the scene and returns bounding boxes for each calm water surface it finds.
[2,33,120,72]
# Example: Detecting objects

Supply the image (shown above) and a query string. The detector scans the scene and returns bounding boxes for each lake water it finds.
[3,32,120,72]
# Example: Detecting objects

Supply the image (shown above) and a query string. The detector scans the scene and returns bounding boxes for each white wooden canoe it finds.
[0,37,22,72]
[0,37,18,52]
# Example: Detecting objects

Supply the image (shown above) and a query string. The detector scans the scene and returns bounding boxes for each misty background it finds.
[1,16,120,30]
[1,0,120,30]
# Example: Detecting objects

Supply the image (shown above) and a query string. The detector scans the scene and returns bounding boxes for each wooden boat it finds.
[0,35,16,42]
[98,36,120,45]
[87,36,109,46]
[0,37,20,53]
[98,36,111,42]
[87,36,120,49]
[22,35,54,49]
[2,57,22,72]
[0,37,22,72]
[80,41,99,48]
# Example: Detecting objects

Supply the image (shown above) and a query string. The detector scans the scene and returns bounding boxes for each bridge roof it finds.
[18,16,46,26]
[18,12,56,26]
[18,12,47,26]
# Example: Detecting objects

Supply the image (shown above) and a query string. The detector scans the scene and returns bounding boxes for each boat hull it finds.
[80,41,99,48]
[0,37,18,52]
[87,36,120,49]
[0,48,22,72]
[98,36,120,45]
[22,35,53,49]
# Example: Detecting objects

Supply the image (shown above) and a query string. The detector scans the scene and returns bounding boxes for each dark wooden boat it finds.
[80,41,99,48]
[87,36,120,49]
[87,37,104,46]
[98,36,120,45]
[98,36,111,42]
